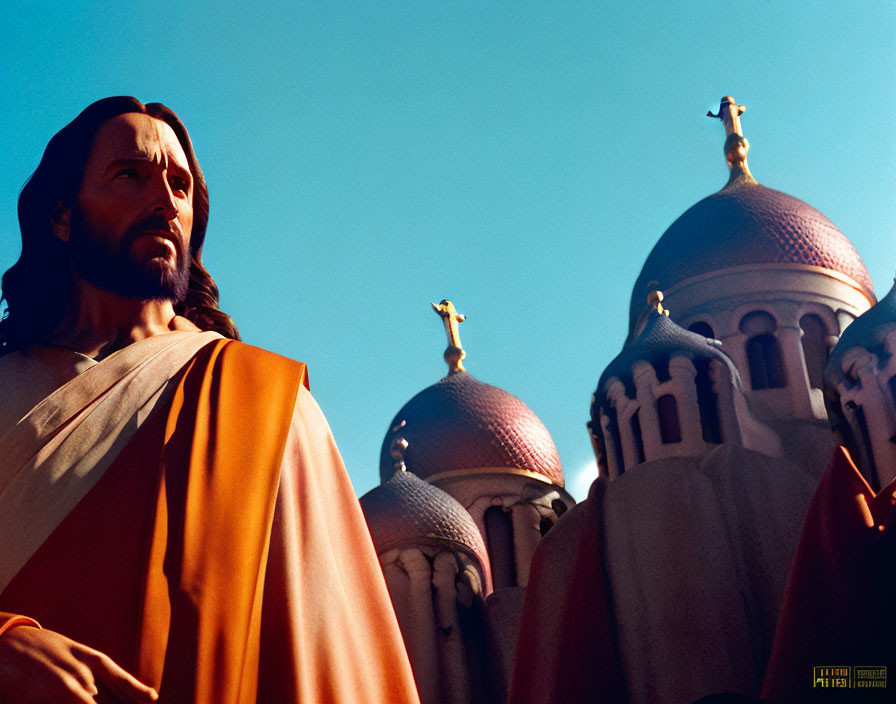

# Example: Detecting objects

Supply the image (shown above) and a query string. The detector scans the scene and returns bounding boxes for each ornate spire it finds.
[707,95,755,184]
[647,286,669,317]
[432,299,466,373]
[390,421,409,473]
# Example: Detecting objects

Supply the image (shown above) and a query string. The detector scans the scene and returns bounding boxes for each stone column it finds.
[632,361,662,461]
[383,553,414,644]
[607,380,638,471]
[669,356,704,455]
[776,323,814,418]
[720,332,749,386]
[400,547,440,704]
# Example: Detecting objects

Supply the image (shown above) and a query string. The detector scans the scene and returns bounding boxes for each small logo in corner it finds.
[813,666,850,689]
[812,665,887,690]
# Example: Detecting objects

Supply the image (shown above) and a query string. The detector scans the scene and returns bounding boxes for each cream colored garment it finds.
[602,444,818,704]
[0,345,97,439]
[0,331,220,593]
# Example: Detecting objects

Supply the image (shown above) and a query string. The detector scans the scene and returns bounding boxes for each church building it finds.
[359,97,891,703]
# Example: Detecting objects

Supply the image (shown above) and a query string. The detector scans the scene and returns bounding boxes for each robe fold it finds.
[761,447,896,702]
[0,333,420,703]
[506,477,626,704]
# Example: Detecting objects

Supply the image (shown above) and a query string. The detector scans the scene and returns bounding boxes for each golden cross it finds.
[707,95,754,180]
[432,299,466,372]
[707,96,747,137]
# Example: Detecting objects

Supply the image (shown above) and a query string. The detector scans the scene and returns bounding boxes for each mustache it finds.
[122,215,186,255]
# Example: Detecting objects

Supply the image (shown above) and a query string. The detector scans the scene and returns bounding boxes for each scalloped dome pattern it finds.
[360,469,489,572]
[629,178,873,328]
[379,371,563,486]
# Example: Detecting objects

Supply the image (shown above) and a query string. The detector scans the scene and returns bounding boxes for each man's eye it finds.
[114,168,138,179]
[170,177,190,194]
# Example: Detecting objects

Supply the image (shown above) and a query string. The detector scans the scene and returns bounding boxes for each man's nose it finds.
[151,179,179,220]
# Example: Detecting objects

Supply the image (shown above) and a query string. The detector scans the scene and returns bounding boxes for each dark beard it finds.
[68,210,190,303]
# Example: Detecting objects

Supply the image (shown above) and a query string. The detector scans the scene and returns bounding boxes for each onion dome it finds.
[629,96,873,332]
[379,300,563,486]
[361,444,490,580]
[593,297,741,417]
[826,278,896,387]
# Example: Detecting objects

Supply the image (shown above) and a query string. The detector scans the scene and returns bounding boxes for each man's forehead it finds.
[87,113,189,170]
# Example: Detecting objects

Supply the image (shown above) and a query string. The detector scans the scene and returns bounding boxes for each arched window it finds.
[656,394,682,443]
[688,321,715,339]
[630,409,646,464]
[485,506,516,589]
[740,311,786,390]
[800,314,828,389]
[694,358,722,443]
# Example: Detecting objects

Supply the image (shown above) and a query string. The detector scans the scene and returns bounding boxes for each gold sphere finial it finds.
[432,299,467,373]
[646,286,669,317]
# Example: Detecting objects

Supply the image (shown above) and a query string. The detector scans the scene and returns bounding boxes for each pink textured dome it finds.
[629,177,874,330]
[379,371,564,486]
[360,469,490,581]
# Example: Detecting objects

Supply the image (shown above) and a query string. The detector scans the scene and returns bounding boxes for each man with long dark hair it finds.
[0,98,419,703]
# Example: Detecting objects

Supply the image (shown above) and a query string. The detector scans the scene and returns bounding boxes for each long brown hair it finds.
[1,96,239,354]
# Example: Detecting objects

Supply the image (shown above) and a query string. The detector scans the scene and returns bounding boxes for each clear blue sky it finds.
[3,2,895,500]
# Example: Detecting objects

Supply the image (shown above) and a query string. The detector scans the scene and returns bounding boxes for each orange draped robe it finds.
[0,338,419,703]
[762,446,896,702]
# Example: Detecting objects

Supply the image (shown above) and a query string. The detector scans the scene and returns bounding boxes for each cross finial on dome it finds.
[707,95,755,184]
[707,96,746,137]
[432,299,467,373]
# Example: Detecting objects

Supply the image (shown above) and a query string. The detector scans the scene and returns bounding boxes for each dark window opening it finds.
[694,359,722,443]
[688,321,715,339]
[630,410,646,464]
[456,591,490,703]
[746,334,786,389]
[657,394,682,443]
[551,499,567,518]
[606,408,625,476]
[539,517,553,537]
[485,506,516,589]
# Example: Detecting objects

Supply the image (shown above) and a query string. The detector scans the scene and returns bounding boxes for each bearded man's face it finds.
[68,113,194,301]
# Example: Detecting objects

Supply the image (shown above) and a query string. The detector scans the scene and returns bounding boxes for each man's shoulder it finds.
[212,339,305,371]
[204,339,309,390]
[0,346,99,438]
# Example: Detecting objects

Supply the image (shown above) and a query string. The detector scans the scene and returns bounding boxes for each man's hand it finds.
[0,626,158,703]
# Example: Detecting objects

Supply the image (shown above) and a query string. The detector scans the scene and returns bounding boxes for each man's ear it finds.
[51,203,71,243]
